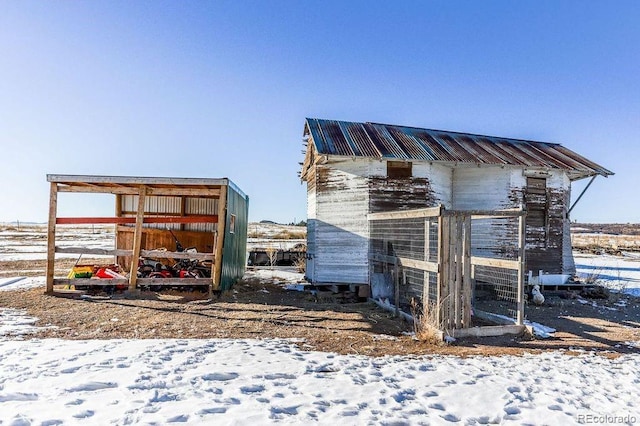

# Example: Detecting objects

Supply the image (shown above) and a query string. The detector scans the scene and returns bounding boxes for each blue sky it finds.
[0,1,637,224]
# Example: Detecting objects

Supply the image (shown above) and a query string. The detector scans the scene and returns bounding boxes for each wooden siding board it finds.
[313,162,369,284]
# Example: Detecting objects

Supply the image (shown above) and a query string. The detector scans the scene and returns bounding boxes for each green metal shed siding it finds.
[220,182,249,291]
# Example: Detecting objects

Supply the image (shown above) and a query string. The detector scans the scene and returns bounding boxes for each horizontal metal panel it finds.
[304,118,613,180]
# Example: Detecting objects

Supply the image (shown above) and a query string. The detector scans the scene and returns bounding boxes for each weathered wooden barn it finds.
[45,175,248,296]
[299,118,613,287]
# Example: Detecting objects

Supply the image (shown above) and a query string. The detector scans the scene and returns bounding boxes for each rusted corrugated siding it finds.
[305,118,613,180]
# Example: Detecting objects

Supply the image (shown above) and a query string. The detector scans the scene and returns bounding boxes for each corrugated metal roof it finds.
[304,118,613,180]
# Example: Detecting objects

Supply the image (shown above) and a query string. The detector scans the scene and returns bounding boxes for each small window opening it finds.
[387,161,412,178]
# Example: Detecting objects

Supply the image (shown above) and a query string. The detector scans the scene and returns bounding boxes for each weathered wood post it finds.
[212,184,228,296]
[128,185,147,292]
[517,211,526,325]
[45,182,58,294]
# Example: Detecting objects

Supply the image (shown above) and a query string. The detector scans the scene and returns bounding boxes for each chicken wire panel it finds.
[473,265,519,321]
[470,217,519,260]
[470,216,521,322]
[370,217,440,260]
[370,218,426,260]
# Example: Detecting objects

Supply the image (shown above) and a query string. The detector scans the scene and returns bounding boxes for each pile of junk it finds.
[65,230,211,293]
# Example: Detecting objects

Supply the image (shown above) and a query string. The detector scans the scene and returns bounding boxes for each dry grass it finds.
[409,298,445,345]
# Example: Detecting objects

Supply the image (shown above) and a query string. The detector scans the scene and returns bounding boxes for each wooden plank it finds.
[56,215,218,225]
[55,247,133,257]
[424,217,430,308]
[54,278,128,286]
[451,325,525,338]
[440,215,450,330]
[368,205,443,221]
[56,185,221,197]
[369,254,438,273]
[462,216,472,328]
[136,278,213,285]
[454,216,463,329]
[436,214,444,328]
[45,182,58,294]
[517,214,526,325]
[47,174,228,187]
[140,250,214,261]
[212,185,228,294]
[470,256,520,270]
[129,186,147,291]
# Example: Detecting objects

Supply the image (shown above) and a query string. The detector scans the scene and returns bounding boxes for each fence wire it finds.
[370,213,522,326]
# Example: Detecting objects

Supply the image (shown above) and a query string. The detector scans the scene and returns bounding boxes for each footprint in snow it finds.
[64,398,84,406]
[66,382,118,392]
[167,414,189,423]
[72,410,95,419]
[201,372,239,381]
[440,413,460,422]
[0,392,38,402]
[240,384,265,394]
[198,407,227,415]
[429,403,445,411]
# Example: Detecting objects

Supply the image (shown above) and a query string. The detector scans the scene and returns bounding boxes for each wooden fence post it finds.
[517,213,526,325]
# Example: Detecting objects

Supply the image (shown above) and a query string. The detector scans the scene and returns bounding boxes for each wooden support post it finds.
[115,194,122,265]
[212,185,228,295]
[424,218,430,308]
[45,182,58,294]
[517,213,526,325]
[436,214,444,328]
[454,215,463,329]
[448,216,456,330]
[462,216,472,328]
[128,186,147,292]
[439,215,450,330]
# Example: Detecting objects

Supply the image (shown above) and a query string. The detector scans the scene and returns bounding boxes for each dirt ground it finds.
[1,271,639,358]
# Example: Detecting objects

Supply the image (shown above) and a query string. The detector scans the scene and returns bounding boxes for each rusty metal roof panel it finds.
[304,118,613,179]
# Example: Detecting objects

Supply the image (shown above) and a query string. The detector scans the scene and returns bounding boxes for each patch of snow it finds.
[0,338,637,424]
[0,276,44,292]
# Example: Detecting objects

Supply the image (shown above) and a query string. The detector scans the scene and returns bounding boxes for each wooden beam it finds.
[55,247,133,257]
[47,174,228,187]
[451,325,525,338]
[56,215,218,225]
[212,185,228,294]
[140,250,214,261]
[368,205,443,221]
[470,256,520,270]
[128,186,147,291]
[462,216,472,328]
[45,182,58,294]
[517,214,526,325]
[369,254,438,273]
[53,278,128,287]
[56,184,221,197]
[454,216,463,329]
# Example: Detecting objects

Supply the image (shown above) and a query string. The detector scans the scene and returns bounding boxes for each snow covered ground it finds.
[1,334,639,424]
[1,227,640,424]
[574,252,640,297]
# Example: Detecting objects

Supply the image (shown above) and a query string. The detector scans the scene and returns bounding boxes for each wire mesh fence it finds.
[369,207,524,332]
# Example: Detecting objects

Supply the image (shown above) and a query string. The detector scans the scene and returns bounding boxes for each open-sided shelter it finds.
[45,174,248,296]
